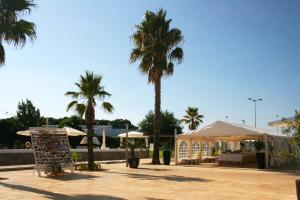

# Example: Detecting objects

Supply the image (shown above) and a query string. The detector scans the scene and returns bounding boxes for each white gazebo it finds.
[118,131,149,148]
[268,117,295,128]
[175,121,292,168]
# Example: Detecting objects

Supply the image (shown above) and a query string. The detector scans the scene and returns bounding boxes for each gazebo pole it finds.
[199,139,203,162]
[174,129,177,164]
[264,134,269,168]
[125,124,129,167]
[145,137,149,148]
[188,139,192,158]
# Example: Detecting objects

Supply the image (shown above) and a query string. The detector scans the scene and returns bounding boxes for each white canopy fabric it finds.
[268,117,295,128]
[118,131,149,138]
[177,121,284,141]
[17,127,86,137]
[80,136,100,145]
[63,127,87,136]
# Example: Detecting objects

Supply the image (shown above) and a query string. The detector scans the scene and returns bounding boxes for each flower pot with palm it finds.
[161,142,172,165]
[126,139,144,168]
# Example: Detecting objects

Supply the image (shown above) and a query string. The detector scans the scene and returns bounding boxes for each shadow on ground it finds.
[0,182,124,200]
[138,167,171,171]
[46,172,99,181]
[104,171,210,182]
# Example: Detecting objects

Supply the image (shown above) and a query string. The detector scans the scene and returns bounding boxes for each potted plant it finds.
[253,140,265,169]
[161,142,172,165]
[126,139,144,168]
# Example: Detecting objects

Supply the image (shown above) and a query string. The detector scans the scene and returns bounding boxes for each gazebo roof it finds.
[177,121,285,141]
[268,117,295,128]
[118,131,149,138]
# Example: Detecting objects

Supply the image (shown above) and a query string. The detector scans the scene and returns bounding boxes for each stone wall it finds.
[0,149,150,166]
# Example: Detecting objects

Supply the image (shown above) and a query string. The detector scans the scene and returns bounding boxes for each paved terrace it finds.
[0,159,298,200]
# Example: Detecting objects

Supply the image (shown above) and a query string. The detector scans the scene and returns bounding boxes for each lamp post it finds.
[248,98,262,127]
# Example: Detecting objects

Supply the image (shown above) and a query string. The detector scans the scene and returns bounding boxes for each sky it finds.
[0,0,299,131]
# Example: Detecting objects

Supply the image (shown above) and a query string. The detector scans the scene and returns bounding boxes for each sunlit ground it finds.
[0,159,298,200]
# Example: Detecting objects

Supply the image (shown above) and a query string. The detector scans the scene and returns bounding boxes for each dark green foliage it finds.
[0,117,26,148]
[94,119,111,125]
[181,107,204,130]
[111,119,138,129]
[126,138,145,158]
[0,0,36,66]
[98,136,120,149]
[139,110,183,136]
[254,140,265,152]
[57,115,84,130]
[283,110,300,151]
[16,99,43,129]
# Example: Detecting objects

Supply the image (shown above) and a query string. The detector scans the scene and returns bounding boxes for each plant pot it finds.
[163,150,171,165]
[296,180,300,200]
[128,158,140,168]
[255,152,266,169]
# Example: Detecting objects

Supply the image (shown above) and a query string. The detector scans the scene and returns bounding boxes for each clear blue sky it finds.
[0,0,299,131]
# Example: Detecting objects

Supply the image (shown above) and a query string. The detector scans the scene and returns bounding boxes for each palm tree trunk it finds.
[191,118,195,130]
[86,102,95,171]
[152,78,161,164]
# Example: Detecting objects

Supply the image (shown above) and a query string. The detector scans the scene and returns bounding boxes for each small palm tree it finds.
[0,0,36,66]
[130,9,184,164]
[181,107,204,130]
[65,71,113,171]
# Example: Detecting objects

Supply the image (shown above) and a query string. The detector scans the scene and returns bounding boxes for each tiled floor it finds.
[0,159,298,200]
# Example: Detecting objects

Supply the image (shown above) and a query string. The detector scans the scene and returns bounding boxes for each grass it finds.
[150,150,175,159]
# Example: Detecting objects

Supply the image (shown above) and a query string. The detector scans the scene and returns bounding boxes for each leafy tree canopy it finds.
[139,110,182,136]
[57,115,84,131]
[16,99,43,129]
[0,117,25,148]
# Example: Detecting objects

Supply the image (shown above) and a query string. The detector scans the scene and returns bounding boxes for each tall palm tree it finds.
[181,107,204,130]
[65,71,113,170]
[130,9,184,164]
[0,0,36,66]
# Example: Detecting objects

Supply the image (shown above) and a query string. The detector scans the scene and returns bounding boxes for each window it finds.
[179,141,188,160]
[192,142,200,156]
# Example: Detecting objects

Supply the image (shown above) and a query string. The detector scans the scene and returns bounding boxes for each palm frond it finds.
[169,47,183,64]
[65,91,79,99]
[66,100,78,111]
[5,19,36,47]
[76,103,86,119]
[102,102,114,113]
[0,44,5,66]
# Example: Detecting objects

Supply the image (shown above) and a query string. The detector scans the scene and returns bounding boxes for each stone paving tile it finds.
[0,159,299,200]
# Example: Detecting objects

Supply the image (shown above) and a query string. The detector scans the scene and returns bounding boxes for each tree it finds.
[139,110,183,136]
[57,115,84,131]
[181,107,204,130]
[284,110,300,149]
[130,9,184,164]
[111,119,138,130]
[0,117,25,148]
[0,0,36,66]
[65,71,113,170]
[16,99,43,129]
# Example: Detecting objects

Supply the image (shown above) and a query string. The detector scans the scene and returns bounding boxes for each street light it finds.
[248,98,262,127]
